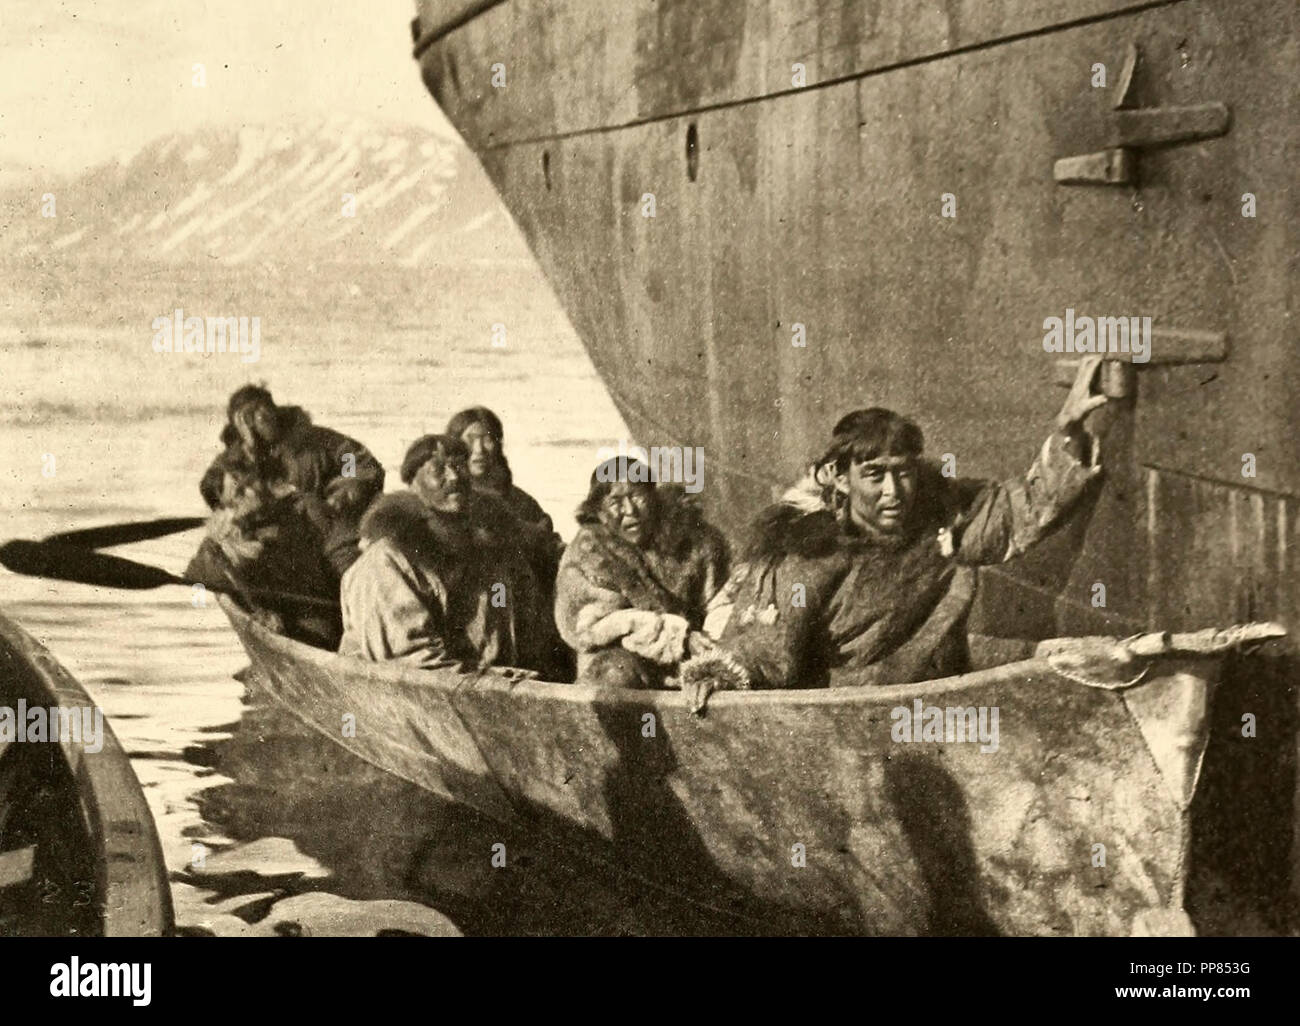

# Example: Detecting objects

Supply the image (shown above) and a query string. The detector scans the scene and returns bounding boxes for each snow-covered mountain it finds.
[0,117,516,268]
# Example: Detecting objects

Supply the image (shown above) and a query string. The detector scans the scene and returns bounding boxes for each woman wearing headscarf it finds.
[447,406,566,651]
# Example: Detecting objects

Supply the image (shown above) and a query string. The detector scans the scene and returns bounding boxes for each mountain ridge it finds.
[0,118,517,268]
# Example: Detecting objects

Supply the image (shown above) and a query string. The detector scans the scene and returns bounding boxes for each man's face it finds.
[221,471,263,512]
[597,481,656,547]
[247,400,281,445]
[840,456,918,537]
[412,450,471,514]
[460,422,500,478]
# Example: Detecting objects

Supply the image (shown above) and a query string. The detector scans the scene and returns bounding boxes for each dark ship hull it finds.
[410,0,1299,921]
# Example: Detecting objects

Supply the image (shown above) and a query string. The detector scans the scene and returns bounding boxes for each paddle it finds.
[0,512,206,592]
[0,536,339,608]
[44,516,206,549]
[0,539,184,589]
[0,514,207,588]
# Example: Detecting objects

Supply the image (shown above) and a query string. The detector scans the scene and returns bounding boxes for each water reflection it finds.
[0,267,636,936]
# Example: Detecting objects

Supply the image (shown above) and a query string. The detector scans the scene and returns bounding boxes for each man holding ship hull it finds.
[687,356,1108,698]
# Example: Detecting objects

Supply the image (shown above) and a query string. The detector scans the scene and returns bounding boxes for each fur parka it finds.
[555,489,730,688]
[199,406,385,573]
[338,490,567,677]
[711,431,1097,689]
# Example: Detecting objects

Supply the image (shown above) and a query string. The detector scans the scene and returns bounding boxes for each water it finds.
[0,261,659,935]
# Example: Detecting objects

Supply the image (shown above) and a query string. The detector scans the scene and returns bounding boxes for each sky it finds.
[0,0,453,183]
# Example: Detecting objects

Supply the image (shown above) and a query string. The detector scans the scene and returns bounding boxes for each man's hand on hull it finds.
[1055,354,1108,472]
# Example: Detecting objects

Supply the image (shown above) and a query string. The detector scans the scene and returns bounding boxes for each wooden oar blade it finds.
[0,539,339,610]
[0,540,186,590]
[44,516,206,549]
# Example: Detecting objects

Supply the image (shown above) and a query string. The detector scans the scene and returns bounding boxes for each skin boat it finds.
[0,610,173,937]
[219,593,1285,935]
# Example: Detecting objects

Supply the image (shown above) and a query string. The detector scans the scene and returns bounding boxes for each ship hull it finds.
[413,0,1300,913]
[414,0,1297,632]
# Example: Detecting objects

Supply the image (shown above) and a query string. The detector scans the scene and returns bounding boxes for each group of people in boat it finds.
[188,357,1107,705]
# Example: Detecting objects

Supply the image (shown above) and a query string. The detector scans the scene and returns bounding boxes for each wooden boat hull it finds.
[221,595,1283,935]
[0,610,173,936]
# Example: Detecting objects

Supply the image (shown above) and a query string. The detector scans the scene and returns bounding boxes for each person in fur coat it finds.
[338,434,568,677]
[446,406,569,676]
[199,385,385,576]
[685,355,1109,702]
[554,458,730,689]
[185,463,343,649]
[446,406,556,535]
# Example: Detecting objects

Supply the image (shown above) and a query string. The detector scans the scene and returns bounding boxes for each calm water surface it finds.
[0,264,689,935]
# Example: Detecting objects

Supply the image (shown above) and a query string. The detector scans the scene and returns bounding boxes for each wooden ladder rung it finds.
[0,845,36,888]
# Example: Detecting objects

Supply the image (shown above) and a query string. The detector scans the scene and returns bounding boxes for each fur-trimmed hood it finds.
[218,405,313,449]
[575,483,716,561]
[357,491,430,548]
[357,489,526,566]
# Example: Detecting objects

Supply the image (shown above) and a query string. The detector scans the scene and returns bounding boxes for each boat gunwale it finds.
[0,608,174,937]
[218,593,1126,708]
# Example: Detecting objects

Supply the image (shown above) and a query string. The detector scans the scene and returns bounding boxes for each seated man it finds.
[554,458,730,689]
[696,355,1108,692]
[338,434,567,677]
[186,464,342,648]
[199,385,385,576]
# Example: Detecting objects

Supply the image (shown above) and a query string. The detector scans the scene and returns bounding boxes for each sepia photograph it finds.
[0,0,1295,1000]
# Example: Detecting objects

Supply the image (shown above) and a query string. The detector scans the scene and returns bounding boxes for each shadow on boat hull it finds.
[220,596,1293,935]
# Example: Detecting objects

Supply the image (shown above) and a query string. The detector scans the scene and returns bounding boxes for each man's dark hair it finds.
[226,384,275,423]
[400,434,469,485]
[818,408,924,473]
[575,457,655,525]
